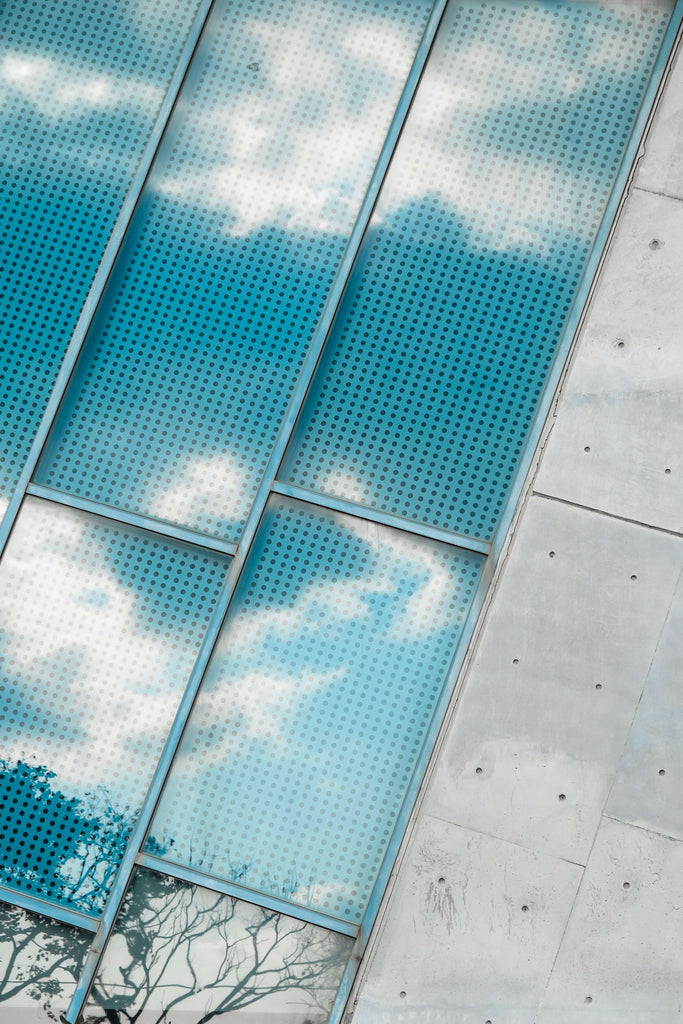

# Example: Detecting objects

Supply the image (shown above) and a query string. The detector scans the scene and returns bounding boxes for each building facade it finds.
[0,1,681,1022]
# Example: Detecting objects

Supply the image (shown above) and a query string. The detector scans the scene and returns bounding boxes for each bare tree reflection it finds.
[0,903,88,1021]
[0,763,348,1022]
[85,870,349,1023]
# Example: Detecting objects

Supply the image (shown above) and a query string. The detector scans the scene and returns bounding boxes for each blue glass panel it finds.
[0,0,201,516]
[149,497,484,921]
[0,902,89,1022]
[35,0,433,543]
[281,0,673,540]
[0,497,230,915]
[84,867,352,1023]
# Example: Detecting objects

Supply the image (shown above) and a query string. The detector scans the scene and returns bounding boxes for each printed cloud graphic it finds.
[0,52,162,117]
[0,498,219,804]
[148,0,643,252]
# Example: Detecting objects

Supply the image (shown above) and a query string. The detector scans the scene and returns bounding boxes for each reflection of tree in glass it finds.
[0,902,89,1022]
[84,870,350,1024]
[0,760,137,914]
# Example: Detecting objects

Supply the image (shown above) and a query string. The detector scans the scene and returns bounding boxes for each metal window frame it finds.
[0,0,678,1021]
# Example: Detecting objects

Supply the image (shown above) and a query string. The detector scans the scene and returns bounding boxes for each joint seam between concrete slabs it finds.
[602,811,683,846]
[634,183,683,203]
[424,812,588,869]
[532,491,683,541]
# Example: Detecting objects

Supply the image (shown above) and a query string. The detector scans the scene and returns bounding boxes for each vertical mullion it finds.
[337,5,683,1022]
[490,0,683,564]
[63,3,449,1020]
[0,0,215,559]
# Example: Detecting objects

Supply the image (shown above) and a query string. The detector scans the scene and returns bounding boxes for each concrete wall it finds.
[346,30,683,1024]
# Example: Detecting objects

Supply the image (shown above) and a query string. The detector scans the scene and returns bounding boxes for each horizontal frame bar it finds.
[136,853,359,938]
[0,886,98,933]
[272,480,491,555]
[26,484,237,557]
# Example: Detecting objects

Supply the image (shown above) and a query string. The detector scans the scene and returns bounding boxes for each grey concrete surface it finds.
[606,568,683,841]
[536,817,683,1024]
[423,497,683,864]
[636,37,683,200]
[351,815,582,1024]
[534,188,683,533]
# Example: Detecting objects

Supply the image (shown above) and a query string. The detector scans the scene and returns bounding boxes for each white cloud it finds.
[151,452,248,532]
[0,51,161,118]
[180,666,340,768]
[0,500,197,801]
[150,0,657,253]
[152,6,422,237]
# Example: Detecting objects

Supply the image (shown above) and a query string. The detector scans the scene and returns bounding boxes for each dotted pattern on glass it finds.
[281,0,673,541]
[35,0,433,543]
[0,496,230,916]
[149,497,484,922]
[83,867,353,1023]
[0,0,201,519]
[0,902,90,1020]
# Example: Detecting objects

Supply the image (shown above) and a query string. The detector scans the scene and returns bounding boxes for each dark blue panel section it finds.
[0,0,201,512]
[35,0,433,543]
[282,0,672,540]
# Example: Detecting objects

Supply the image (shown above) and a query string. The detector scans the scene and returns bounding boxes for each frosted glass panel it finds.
[282,0,673,540]
[0,0,201,515]
[0,497,229,915]
[149,497,484,921]
[36,0,433,542]
[84,868,351,1023]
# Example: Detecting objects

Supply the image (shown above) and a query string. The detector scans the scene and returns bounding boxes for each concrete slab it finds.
[606,568,683,840]
[535,188,683,533]
[350,815,582,1024]
[536,817,683,1023]
[636,36,683,200]
[423,496,683,864]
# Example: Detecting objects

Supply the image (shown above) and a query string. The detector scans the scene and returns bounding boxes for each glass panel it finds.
[0,497,230,915]
[35,0,433,543]
[281,0,674,540]
[0,0,202,517]
[149,498,484,921]
[83,867,352,1024]
[0,901,89,1023]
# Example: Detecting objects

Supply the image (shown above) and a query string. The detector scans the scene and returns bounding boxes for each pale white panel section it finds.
[423,496,683,864]
[535,188,683,532]
[351,814,582,1024]
[537,817,683,1023]
[606,568,683,839]
[636,38,683,199]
